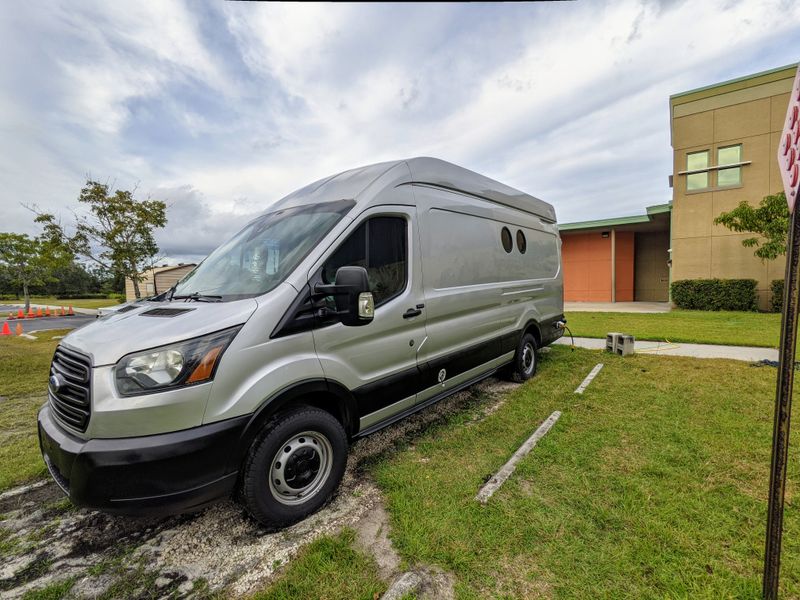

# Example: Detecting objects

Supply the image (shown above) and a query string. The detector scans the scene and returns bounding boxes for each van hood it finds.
[61,299,259,366]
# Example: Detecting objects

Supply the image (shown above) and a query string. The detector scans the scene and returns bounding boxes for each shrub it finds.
[771,279,784,313]
[670,279,758,311]
[54,293,111,300]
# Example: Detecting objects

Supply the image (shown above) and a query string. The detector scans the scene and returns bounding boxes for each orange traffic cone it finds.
[68,306,74,316]
[36,307,43,318]
[60,306,66,316]
[27,307,35,318]
[1,322,10,336]
[17,309,24,319]
[45,306,51,317]
[15,323,23,336]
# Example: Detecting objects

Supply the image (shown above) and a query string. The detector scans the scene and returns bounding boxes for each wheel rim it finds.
[269,431,333,506]
[522,342,535,374]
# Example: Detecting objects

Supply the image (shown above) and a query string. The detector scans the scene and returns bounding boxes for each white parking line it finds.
[574,363,603,394]
[475,410,561,504]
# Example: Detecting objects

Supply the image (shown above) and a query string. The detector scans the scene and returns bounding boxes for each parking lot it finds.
[0,305,96,334]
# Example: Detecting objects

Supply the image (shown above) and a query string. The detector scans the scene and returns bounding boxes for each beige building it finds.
[670,63,796,309]
[125,264,196,301]
[559,63,796,308]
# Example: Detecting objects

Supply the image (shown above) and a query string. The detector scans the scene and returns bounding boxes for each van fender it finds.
[229,379,359,472]
[522,318,542,346]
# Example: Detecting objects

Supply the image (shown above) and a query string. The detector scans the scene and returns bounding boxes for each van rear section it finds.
[39,157,563,529]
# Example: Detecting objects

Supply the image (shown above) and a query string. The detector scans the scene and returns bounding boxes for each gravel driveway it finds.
[0,378,517,599]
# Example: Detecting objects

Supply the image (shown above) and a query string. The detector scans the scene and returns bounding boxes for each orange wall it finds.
[561,231,634,302]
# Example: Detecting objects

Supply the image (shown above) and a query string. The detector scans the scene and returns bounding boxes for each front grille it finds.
[49,346,92,432]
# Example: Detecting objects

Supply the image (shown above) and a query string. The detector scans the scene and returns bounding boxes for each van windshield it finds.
[171,200,354,301]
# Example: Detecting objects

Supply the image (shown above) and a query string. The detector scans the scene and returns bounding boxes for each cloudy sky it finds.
[1,1,799,263]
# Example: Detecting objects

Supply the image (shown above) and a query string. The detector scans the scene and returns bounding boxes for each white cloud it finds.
[1,0,799,259]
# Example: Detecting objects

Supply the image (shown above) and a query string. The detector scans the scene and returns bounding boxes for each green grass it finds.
[252,529,386,600]
[566,310,781,348]
[373,346,799,598]
[0,330,66,491]
[21,579,75,600]
[28,297,119,310]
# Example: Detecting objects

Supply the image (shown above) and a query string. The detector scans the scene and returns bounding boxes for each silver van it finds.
[38,158,564,529]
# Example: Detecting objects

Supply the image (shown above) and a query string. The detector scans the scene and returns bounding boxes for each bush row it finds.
[53,293,123,300]
[670,279,758,311]
[771,279,784,313]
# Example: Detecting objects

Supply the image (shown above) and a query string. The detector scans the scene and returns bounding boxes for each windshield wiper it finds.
[171,292,223,303]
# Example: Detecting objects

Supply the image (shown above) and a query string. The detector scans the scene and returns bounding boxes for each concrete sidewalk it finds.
[564,301,671,313]
[554,336,778,363]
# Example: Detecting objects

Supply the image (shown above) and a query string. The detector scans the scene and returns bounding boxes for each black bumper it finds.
[38,406,249,516]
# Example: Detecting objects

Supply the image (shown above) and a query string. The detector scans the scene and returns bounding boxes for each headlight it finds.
[115,326,241,396]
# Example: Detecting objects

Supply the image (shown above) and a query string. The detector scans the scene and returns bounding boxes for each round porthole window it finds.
[516,230,527,254]
[501,227,513,253]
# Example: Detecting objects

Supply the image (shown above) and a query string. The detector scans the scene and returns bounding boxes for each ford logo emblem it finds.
[49,374,64,393]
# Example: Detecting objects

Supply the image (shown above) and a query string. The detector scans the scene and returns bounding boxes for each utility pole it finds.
[763,63,800,600]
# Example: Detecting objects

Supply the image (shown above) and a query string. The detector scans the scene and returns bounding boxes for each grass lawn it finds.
[370,346,799,598]
[28,297,120,310]
[3,327,799,597]
[0,330,66,491]
[566,310,781,348]
[252,530,386,600]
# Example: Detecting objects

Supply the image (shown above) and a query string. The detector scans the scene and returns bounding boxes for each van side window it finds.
[323,216,407,306]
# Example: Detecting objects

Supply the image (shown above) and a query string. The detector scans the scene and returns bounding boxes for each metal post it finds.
[763,205,800,599]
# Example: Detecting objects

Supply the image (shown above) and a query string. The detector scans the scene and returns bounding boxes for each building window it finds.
[686,151,709,191]
[717,144,742,187]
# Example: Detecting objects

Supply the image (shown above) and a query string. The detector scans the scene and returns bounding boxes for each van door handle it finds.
[403,308,423,319]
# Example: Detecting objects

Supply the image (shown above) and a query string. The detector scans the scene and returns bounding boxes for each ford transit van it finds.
[38,157,564,529]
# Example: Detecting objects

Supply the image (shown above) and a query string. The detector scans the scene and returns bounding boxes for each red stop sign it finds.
[779,65,800,212]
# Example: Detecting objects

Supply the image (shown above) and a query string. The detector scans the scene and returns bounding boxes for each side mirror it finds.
[314,266,374,326]
[335,266,374,326]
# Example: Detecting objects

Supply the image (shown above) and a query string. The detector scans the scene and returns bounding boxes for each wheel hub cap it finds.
[269,431,333,506]
[522,344,534,372]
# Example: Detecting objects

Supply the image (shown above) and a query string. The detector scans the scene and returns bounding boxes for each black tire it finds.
[240,406,347,529]
[504,332,538,383]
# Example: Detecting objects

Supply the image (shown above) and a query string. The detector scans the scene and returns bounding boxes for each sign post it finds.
[764,63,800,600]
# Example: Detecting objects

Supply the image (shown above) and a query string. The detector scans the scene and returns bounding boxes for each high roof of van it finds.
[272,157,556,223]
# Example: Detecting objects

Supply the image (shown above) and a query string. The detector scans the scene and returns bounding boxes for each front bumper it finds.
[38,405,249,516]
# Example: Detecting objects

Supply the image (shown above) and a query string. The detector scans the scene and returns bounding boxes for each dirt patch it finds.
[383,567,455,600]
[353,502,401,580]
[1,376,509,598]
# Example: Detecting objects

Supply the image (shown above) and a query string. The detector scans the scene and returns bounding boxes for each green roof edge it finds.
[559,203,672,231]
[670,63,798,100]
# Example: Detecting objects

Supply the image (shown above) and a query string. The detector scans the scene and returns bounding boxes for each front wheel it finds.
[240,406,347,529]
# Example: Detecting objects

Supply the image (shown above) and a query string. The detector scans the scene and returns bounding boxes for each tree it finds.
[0,233,71,311]
[714,192,789,261]
[36,181,167,299]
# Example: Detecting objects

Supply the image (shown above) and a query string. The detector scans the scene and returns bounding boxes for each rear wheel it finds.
[240,406,347,529]
[504,332,538,382]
